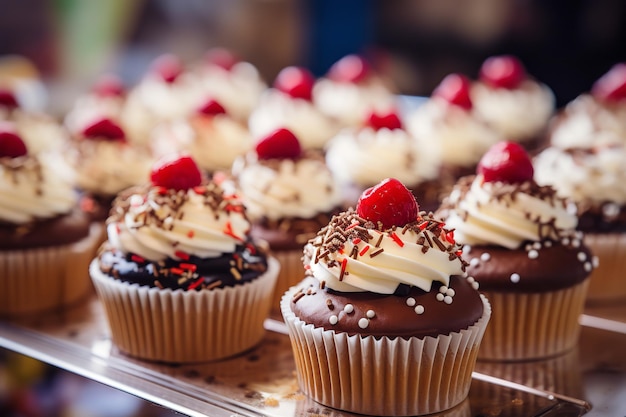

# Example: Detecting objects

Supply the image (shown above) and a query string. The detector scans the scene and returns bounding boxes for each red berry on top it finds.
[93,74,125,97]
[205,47,238,71]
[591,63,626,103]
[0,88,19,109]
[196,98,227,116]
[274,66,315,101]
[150,154,203,191]
[479,55,527,89]
[0,122,27,158]
[356,178,419,229]
[366,108,403,130]
[150,54,183,84]
[477,141,534,184]
[82,118,126,142]
[255,128,302,160]
[433,73,473,110]
[328,54,371,83]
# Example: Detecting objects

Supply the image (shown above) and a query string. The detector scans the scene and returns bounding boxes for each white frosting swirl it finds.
[325,126,439,187]
[233,154,342,222]
[1,109,69,154]
[406,98,503,168]
[534,145,626,205]
[313,77,395,127]
[471,80,555,141]
[307,210,465,294]
[66,140,153,197]
[152,114,252,172]
[248,89,340,150]
[107,184,251,261]
[0,152,78,224]
[442,177,578,249]
[64,94,125,135]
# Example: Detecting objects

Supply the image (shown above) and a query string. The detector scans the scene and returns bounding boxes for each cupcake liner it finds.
[270,248,305,311]
[90,257,279,363]
[280,287,491,416]
[583,232,626,304]
[0,223,103,317]
[478,279,589,361]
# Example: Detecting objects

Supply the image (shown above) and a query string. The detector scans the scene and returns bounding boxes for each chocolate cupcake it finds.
[281,178,490,416]
[438,141,596,361]
[90,154,279,362]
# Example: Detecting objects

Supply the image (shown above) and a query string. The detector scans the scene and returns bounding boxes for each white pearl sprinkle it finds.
[439,286,448,294]
[525,243,533,251]
[406,297,416,307]
[470,258,480,267]
[593,256,600,268]
[444,295,453,304]
[577,252,587,262]
[463,245,472,254]
[344,304,354,314]
[480,252,491,262]
[414,305,425,314]
[528,250,539,259]
[532,242,542,250]
[562,238,570,246]
[544,240,553,247]
[584,262,592,272]
[467,276,475,283]
[510,273,521,283]
[471,281,480,290]
[366,310,376,319]
[446,288,456,297]
[572,239,581,248]
[329,315,338,325]
[436,293,445,302]
[358,318,369,329]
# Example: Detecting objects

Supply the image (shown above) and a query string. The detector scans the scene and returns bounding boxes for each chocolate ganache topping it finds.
[98,177,268,291]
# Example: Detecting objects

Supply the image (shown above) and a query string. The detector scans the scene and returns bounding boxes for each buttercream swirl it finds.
[305,209,466,294]
[1,109,69,154]
[106,182,252,261]
[232,152,343,222]
[0,152,78,224]
[440,176,578,249]
[325,126,439,187]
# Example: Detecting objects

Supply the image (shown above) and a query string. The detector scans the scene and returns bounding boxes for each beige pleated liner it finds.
[584,232,626,304]
[0,223,103,317]
[270,248,304,311]
[478,279,589,362]
[90,257,279,363]
[280,288,491,416]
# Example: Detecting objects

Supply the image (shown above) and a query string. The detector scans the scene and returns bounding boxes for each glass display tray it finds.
[1,293,626,417]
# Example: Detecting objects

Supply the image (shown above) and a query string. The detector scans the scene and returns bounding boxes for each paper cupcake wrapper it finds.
[280,287,491,416]
[91,257,279,363]
[584,232,626,303]
[270,248,305,312]
[0,223,103,317]
[478,279,589,361]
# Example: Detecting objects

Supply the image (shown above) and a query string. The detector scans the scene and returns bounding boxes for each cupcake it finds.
[406,73,503,190]
[65,117,153,222]
[232,128,343,309]
[0,122,102,317]
[281,178,491,416]
[437,141,596,361]
[89,154,279,363]
[248,66,340,152]
[151,97,253,174]
[325,106,442,211]
[0,87,69,154]
[471,55,555,151]
[313,54,396,128]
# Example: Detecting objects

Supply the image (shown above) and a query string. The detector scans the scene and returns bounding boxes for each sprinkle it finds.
[561,237,570,246]
[155,186,168,195]
[188,278,204,290]
[326,299,334,309]
[528,250,539,259]
[572,239,581,248]
[246,243,257,255]
[577,252,587,262]
[418,221,428,230]
[414,305,425,314]
[179,263,197,272]
[436,293,444,302]
[532,242,542,250]
[339,258,348,281]
[544,240,553,247]
[406,297,416,307]
[432,236,446,251]
[320,280,326,289]
[230,267,242,280]
[444,230,455,244]
[131,254,145,263]
[375,234,384,248]
[584,262,592,272]
[293,292,305,303]
[471,281,479,290]
[206,280,223,290]
[446,288,455,297]
[390,232,404,247]
[359,245,370,256]
[352,237,362,245]
[466,276,475,283]
[187,230,195,239]
[346,220,360,231]
[154,280,164,289]
[366,310,376,318]
[344,304,354,314]
[170,267,184,275]
[358,318,369,329]
[470,258,480,267]
[480,253,491,262]
[175,250,190,261]
[592,256,600,268]
[463,245,472,254]
[223,221,243,241]
[439,286,448,294]
[510,273,521,283]
[444,296,453,304]
[369,248,384,258]
[329,315,338,325]
[177,277,189,285]
[192,186,206,194]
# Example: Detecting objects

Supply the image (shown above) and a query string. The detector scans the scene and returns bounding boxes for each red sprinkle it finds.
[346,221,360,231]
[418,221,429,230]
[304,264,311,270]
[246,243,257,255]
[339,258,348,281]
[175,250,190,260]
[170,267,184,275]
[359,245,370,256]
[179,263,197,272]
[131,254,145,263]
[390,232,404,247]
[352,238,362,245]
[223,221,243,241]
[192,186,206,195]
[188,278,204,290]
[187,230,195,238]
[455,250,463,256]
[155,186,168,195]
[445,230,455,244]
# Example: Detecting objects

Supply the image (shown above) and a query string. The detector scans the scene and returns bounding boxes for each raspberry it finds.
[328,54,371,83]
[205,47,238,71]
[0,89,19,109]
[356,178,419,229]
[93,74,125,97]
[477,141,534,184]
[274,66,315,101]
[150,154,203,191]
[479,55,526,89]
[150,53,183,84]
[366,108,403,130]
[255,128,302,160]
[433,73,473,110]
[196,99,226,116]
[591,63,626,102]
[81,118,126,142]
[0,123,27,158]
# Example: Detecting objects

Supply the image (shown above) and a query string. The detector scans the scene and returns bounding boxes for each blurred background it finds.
[1,0,625,415]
